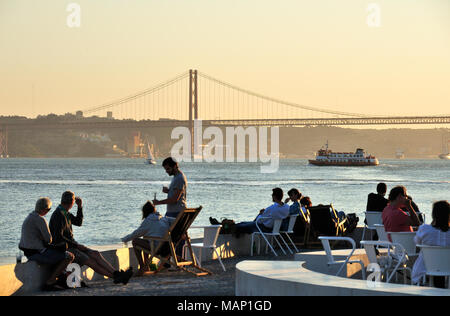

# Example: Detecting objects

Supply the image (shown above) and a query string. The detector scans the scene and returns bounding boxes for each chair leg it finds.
[284,233,299,253]
[262,234,278,256]
[279,234,293,254]
[214,249,226,272]
[273,236,287,255]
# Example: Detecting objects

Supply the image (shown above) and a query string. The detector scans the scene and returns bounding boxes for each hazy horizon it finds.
[1,0,449,121]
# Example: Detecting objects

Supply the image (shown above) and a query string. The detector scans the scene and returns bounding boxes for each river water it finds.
[0,158,448,263]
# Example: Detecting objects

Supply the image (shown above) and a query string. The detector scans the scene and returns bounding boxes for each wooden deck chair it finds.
[306,204,347,248]
[137,206,212,277]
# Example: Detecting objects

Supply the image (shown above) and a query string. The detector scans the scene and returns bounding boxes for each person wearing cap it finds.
[19,197,75,291]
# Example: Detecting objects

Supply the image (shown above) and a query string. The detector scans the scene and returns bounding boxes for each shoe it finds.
[118,267,133,285]
[209,217,220,225]
[113,270,123,284]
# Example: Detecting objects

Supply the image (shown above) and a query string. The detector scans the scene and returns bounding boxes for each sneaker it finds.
[119,267,133,285]
[209,217,220,225]
[113,270,123,284]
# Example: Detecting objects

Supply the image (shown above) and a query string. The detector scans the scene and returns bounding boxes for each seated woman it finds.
[300,196,312,209]
[281,188,305,231]
[412,200,450,287]
[121,201,172,276]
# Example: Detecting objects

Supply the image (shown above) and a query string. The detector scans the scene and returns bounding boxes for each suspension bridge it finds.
[1,69,449,157]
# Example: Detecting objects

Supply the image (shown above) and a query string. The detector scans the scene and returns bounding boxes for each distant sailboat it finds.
[146,143,156,165]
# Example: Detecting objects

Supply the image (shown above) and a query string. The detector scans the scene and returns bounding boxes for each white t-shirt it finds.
[411,224,450,284]
[258,202,290,228]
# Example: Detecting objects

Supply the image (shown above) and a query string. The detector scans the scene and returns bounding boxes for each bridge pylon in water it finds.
[189,69,198,158]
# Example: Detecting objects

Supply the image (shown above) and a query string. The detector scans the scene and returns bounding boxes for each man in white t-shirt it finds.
[234,188,290,235]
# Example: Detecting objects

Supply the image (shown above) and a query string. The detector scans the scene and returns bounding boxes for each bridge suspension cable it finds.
[82,71,189,115]
[197,71,370,118]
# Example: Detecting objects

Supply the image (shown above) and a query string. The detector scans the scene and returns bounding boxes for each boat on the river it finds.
[309,141,379,166]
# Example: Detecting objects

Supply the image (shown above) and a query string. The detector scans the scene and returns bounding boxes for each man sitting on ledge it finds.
[19,197,75,291]
[233,188,289,236]
[49,191,132,285]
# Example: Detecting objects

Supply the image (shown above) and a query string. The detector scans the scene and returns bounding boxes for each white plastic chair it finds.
[184,225,226,271]
[417,245,450,288]
[319,236,366,280]
[373,224,390,242]
[361,240,411,284]
[389,232,418,258]
[251,217,286,257]
[362,212,383,241]
[279,214,299,254]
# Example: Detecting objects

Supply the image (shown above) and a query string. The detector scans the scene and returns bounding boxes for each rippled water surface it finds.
[0,158,449,263]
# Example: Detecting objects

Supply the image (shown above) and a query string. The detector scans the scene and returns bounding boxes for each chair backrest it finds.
[283,214,299,233]
[417,245,450,276]
[319,236,356,264]
[364,212,383,228]
[373,224,389,242]
[168,207,202,244]
[309,205,336,236]
[389,232,417,256]
[272,219,282,234]
[202,225,222,247]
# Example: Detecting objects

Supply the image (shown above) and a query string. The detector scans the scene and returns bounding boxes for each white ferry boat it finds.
[309,142,379,166]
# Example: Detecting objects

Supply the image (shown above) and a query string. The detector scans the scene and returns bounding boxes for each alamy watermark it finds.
[170,120,280,173]
[67,3,81,28]
[367,3,381,28]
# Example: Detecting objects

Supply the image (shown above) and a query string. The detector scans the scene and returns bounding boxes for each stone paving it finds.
[35,254,296,296]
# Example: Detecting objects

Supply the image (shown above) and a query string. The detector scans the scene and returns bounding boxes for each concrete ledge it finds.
[0,245,140,296]
[235,260,450,296]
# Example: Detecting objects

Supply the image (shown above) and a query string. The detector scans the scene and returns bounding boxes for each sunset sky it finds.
[0,0,449,119]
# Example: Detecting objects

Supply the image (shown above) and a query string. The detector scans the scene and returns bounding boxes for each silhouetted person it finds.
[153,157,187,218]
[366,183,388,212]
[19,197,74,291]
[121,201,171,276]
[234,188,289,235]
[49,191,132,285]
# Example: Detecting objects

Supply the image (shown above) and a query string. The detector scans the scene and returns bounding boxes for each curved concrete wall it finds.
[235,260,450,296]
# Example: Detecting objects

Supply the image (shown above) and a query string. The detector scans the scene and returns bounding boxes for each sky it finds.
[0,0,449,119]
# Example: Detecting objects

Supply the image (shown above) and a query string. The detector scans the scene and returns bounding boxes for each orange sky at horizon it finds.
[0,0,449,121]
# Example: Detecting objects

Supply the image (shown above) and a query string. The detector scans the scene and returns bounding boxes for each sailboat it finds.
[146,143,157,165]
[439,134,450,160]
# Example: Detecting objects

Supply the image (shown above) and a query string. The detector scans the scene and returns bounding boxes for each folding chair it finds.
[307,204,347,248]
[319,236,366,279]
[136,206,212,276]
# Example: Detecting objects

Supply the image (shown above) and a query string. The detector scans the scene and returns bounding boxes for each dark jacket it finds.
[49,205,83,249]
[366,193,388,212]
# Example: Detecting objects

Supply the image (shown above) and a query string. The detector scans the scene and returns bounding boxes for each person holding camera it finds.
[19,197,75,291]
[49,191,133,285]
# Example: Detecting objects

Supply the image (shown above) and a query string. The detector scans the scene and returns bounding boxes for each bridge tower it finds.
[189,69,198,157]
[0,126,8,158]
